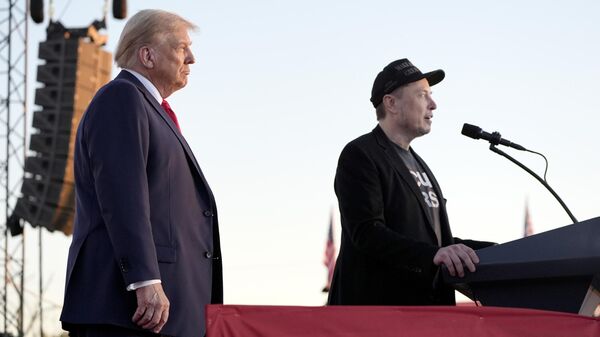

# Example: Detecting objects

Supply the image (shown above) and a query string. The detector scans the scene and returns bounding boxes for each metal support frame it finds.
[0,0,28,336]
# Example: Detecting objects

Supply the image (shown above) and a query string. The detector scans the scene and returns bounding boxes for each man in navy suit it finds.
[60,9,222,337]
[328,59,494,306]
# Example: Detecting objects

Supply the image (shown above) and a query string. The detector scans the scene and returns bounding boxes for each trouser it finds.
[66,324,165,337]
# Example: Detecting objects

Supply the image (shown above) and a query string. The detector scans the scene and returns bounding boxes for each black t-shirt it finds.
[393,144,442,246]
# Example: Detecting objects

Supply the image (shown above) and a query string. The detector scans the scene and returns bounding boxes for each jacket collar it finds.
[114,71,216,205]
[115,70,183,138]
[122,69,162,103]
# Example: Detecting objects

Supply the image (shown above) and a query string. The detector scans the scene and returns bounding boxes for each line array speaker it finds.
[10,23,111,235]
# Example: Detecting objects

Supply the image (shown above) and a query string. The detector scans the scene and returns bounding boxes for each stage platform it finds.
[206,304,600,337]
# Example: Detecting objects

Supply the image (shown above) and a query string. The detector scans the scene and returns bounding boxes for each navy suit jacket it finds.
[60,70,223,337]
[328,125,492,306]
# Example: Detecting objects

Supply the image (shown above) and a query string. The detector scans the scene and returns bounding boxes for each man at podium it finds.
[328,58,494,306]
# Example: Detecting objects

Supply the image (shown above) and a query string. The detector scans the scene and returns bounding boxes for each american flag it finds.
[322,210,336,292]
[524,201,534,237]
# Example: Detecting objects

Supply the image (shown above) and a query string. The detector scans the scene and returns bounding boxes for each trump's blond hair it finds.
[114,9,197,68]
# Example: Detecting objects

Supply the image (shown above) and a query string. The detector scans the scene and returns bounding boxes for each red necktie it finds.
[161,100,181,131]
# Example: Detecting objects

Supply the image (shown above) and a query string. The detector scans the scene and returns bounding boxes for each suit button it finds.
[203,210,213,217]
[204,251,213,259]
[119,258,129,273]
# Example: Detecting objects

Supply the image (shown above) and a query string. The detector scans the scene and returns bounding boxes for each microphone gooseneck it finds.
[461,123,578,224]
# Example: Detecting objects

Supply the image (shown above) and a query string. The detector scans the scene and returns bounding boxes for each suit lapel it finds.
[115,71,215,204]
[372,126,437,238]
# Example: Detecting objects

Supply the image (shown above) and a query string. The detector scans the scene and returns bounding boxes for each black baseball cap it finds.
[370,58,445,108]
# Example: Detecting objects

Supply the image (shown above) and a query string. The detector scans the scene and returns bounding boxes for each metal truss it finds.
[0,0,27,336]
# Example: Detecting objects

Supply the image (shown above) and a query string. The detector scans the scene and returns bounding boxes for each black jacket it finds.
[327,125,492,305]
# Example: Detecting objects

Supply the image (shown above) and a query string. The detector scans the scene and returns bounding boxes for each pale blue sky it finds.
[16,0,600,335]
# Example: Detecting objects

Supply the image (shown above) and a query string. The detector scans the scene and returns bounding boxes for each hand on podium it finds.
[434,244,479,277]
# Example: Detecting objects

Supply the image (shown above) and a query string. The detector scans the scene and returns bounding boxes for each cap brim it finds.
[423,69,445,86]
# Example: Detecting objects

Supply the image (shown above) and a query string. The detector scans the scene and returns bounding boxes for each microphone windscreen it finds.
[461,123,482,139]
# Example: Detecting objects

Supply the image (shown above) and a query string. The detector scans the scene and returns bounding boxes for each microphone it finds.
[461,123,526,151]
[461,123,578,224]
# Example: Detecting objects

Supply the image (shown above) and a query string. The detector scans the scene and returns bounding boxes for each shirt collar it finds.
[123,69,163,104]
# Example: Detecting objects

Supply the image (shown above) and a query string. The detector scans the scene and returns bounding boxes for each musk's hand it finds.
[433,244,479,277]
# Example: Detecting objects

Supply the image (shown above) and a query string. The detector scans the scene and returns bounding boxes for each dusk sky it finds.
[10,0,600,335]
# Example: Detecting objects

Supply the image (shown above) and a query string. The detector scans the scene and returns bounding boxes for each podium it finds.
[443,216,600,316]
